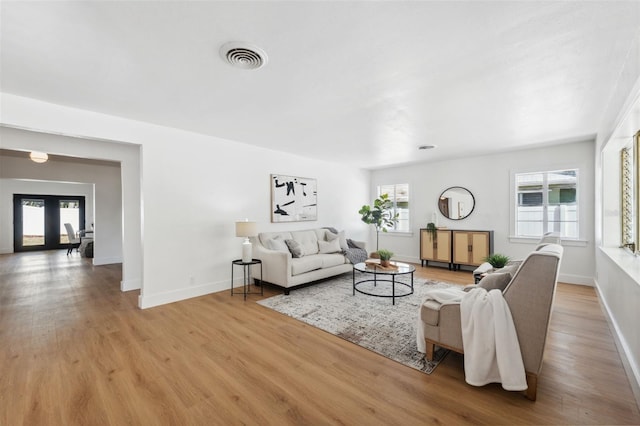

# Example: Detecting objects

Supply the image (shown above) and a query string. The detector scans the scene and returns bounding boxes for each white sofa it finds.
[251,228,366,294]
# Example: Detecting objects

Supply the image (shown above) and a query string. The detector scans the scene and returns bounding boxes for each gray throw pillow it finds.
[500,262,521,276]
[285,239,304,258]
[477,271,512,292]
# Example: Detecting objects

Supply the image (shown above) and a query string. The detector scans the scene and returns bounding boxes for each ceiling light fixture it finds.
[418,145,437,150]
[29,151,48,163]
[219,41,268,70]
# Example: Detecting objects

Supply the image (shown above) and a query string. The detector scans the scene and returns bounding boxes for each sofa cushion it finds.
[318,253,347,268]
[291,256,323,275]
[266,236,289,252]
[318,238,341,254]
[291,230,319,255]
[285,239,305,258]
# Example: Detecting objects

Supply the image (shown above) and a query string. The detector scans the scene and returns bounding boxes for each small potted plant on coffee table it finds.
[377,249,394,267]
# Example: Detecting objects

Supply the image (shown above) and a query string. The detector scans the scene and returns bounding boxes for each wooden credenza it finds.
[420,229,493,270]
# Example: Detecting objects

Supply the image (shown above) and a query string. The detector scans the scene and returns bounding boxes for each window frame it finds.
[620,131,640,254]
[509,166,587,246]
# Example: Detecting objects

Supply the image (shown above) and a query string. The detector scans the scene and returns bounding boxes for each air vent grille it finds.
[220,42,268,70]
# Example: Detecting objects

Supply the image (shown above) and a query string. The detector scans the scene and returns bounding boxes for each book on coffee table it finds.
[364,259,399,270]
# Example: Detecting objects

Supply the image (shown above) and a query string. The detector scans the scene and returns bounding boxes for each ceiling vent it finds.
[219,42,268,70]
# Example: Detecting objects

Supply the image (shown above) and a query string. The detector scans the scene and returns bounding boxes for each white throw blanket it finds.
[417,287,527,391]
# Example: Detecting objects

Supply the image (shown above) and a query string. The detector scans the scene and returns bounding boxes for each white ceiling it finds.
[1,1,639,169]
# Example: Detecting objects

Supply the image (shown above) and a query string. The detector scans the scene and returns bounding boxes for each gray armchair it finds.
[420,243,563,400]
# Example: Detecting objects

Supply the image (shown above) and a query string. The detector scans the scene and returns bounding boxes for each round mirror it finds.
[438,186,475,220]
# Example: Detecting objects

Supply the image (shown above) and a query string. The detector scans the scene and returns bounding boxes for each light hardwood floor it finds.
[1,251,639,425]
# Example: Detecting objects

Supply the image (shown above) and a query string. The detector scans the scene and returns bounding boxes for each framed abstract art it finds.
[270,174,317,222]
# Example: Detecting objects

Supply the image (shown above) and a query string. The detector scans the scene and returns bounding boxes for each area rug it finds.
[257,273,455,374]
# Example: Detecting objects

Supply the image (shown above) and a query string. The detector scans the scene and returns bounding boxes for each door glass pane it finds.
[59,200,80,244]
[22,199,45,246]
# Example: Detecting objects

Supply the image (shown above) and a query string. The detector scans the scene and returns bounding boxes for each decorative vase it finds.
[380,259,390,267]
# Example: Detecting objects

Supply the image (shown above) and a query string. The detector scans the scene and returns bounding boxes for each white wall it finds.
[140,137,370,308]
[0,178,94,252]
[0,94,370,309]
[369,140,595,285]
[595,30,640,399]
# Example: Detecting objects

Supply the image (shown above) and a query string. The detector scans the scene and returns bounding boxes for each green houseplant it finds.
[484,253,511,269]
[426,222,437,241]
[377,249,394,267]
[358,193,399,251]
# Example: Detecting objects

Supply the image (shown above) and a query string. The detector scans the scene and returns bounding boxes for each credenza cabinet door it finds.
[452,230,493,267]
[420,230,435,261]
[470,232,490,264]
[453,231,470,265]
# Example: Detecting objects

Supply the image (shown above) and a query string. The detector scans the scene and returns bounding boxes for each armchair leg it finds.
[524,372,538,401]
[424,340,435,361]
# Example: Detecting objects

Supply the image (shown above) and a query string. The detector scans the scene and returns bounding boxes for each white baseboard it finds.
[121,278,141,292]
[138,279,230,309]
[0,247,12,254]
[558,273,594,286]
[594,280,640,410]
[93,256,123,266]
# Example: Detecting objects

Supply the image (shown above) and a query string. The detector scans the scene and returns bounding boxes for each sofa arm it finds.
[251,237,292,287]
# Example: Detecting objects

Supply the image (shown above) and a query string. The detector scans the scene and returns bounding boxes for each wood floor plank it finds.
[0,251,638,425]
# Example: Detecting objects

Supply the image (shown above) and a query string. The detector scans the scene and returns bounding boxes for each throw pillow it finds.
[266,236,289,252]
[318,238,341,254]
[477,271,512,292]
[285,239,304,258]
[500,262,521,276]
[327,230,349,251]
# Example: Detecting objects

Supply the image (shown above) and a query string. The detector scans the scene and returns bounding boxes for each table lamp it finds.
[235,219,257,263]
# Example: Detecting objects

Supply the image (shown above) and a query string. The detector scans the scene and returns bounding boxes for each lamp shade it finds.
[235,220,257,238]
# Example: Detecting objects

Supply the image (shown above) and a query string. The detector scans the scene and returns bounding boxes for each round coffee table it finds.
[352,261,415,305]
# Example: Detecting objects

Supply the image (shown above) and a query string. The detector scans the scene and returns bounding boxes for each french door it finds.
[13,194,86,252]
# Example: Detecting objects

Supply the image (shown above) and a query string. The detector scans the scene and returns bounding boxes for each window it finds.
[378,183,410,232]
[620,131,640,253]
[515,169,578,239]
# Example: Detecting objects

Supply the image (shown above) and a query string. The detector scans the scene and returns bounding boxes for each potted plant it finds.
[358,193,399,251]
[426,222,437,241]
[484,253,511,269]
[377,249,394,267]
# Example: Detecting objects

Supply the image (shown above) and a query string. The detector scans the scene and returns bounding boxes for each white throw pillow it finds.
[318,238,341,254]
[266,236,289,252]
[327,230,349,251]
